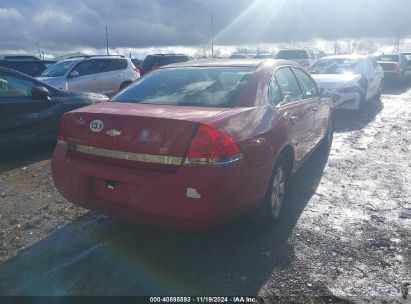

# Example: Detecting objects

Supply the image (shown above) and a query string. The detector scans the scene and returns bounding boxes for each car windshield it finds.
[276,50,308,59]
[310,58,361,74]
[111,67,255,107]
[41,60,79,77]
[376,55,399,62]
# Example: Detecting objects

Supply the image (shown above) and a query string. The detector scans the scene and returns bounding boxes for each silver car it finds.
[37,56,140,96]
[310,55,384,110]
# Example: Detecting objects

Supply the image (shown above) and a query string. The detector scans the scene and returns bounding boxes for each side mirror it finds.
[69,70,80,78]
[32,86,49,100]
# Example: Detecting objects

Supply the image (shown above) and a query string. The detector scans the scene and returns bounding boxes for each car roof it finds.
[377,53,399,56]
[148,54,188,57]
[59,56,127,62]
[159,59,298,69]
[277,49,311,52]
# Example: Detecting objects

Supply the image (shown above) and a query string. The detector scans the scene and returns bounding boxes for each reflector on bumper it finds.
[58,140,183,165]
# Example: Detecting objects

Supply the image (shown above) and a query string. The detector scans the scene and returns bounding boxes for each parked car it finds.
[375,53,410,82]
[139,54,190,76]
[52,59,334,230]
[310,55,384,110]
[37,55,140,96]
[229,54,248,59]
[0,67,107,151]
[275,49,319,68]
[131,58,142,68]
[0,54,40,61]
[254,54,272,59]
[0,60,56,77]
[401,52,411,77]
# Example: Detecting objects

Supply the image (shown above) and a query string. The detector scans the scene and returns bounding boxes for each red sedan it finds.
[52,59,333,230]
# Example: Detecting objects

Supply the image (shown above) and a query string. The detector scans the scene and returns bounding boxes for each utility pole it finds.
[334,36,338,55]
[105,26,109,56]
[211,14,214,58]
[36,41,41,59]
[394,27,401,53]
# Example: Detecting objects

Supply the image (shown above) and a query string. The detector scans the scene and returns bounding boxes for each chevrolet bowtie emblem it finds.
[106,129,122,137]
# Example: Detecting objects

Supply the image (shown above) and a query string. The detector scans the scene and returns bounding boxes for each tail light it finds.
[184,123,243,165]
[57,117,66,142]
[133,66,141,74]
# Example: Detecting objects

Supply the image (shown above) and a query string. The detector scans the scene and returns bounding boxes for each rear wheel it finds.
[254,156,289,227]
[375,79,383,101]
[320,120,333,152]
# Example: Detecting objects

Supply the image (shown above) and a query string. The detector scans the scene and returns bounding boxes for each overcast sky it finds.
[0,0,410,55]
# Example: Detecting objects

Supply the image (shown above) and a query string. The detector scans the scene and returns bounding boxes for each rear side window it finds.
[112,67,255,107]
[274,67,304,103]
[95,59,127,73]
[268,75,282,105]
[0,72,35,97]
[113,59,127,70]
[292,68,319,98]
[73,60,96,76]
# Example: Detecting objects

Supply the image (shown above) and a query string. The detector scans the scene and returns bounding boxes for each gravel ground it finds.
[0,82,410,303]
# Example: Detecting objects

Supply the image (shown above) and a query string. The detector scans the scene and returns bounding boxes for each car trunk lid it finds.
[62,102,229,171]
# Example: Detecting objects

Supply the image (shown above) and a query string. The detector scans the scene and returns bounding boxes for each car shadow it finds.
[333,99,384,133]
[382,78,411,95]
[0,148,330,296]
[0,142,55,173]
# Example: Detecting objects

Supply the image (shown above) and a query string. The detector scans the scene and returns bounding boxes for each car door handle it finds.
[311,106,318,111]
[92,77,98,80]
[290,115,298,123]
[118,74,123,77]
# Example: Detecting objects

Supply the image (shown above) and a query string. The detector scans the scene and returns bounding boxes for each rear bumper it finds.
[51,145,264,230]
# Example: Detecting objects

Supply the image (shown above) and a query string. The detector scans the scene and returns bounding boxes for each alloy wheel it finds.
[271,166,286,217]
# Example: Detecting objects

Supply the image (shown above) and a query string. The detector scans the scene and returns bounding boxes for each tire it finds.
[320,119,334,152]
[254,156,290,227]
[358,80,368,108]
[375,79,383,101]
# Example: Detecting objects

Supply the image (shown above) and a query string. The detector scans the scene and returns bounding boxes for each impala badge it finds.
[90,120,104,133]
[106,129,122,137]
[138,130,150,142]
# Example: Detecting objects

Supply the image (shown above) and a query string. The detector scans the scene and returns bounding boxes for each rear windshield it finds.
[41,60,80,77]
[376,55,399,62]
[276,50,308,60]
[111,67,255,107]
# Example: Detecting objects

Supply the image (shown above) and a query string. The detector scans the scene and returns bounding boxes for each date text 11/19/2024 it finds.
[149,296,256,303]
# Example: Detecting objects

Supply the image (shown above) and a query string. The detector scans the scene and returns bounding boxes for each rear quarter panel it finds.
[204,66,293,205]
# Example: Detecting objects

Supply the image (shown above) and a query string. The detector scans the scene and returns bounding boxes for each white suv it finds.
[37,55,140,96]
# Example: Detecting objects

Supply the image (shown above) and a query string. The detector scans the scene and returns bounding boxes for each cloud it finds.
[0,0,410,53]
